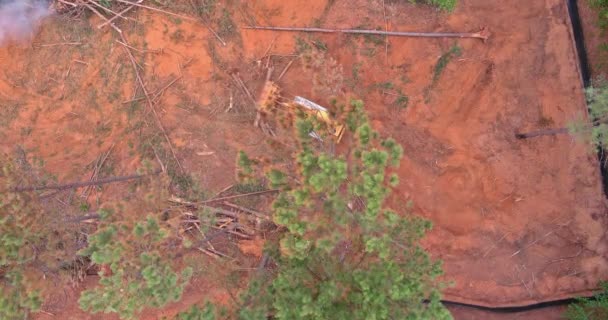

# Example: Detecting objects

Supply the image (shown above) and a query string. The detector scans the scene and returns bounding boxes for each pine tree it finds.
[0,157,43,319]
[565,283,608,320]
[229,99,451,319]
[78,208,192,319]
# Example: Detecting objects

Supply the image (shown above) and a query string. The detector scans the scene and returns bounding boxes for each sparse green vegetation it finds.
[177,303,221,320]
[363,28,385,46]
[374,82,410,109]
[0,152,91,318]
[565,283,608,320]
[346,62,363,89]
[0,171,42,319]
[587,1,608,70]
[171,29,185,42]
[567,81,608,150]
[206,38,228,69]
[394,94,410,109]
[86,88,101,110]
[423,44,462,103]
[295,36,312,54]
[591,0,608,30]
[410,0,457,11]
[295,36,328,54]
[0,271,41,320]
[312,39,328,51]
[193,0,217,18]
[314,0,336,26]
[299,43,344,97]
[95,121,112,137]
[218,9,236,39]
[0,101,23,128]
[433,45,462,83]
[79,209,192,319]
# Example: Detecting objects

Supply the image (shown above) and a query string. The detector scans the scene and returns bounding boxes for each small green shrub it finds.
[193,0,217,18]
[591,0,608,30]
[568,81,608,150]
[433,45,462,83]
[78,210,192,319]
[236,151,256,182]
[374,82,410,110]
[218,9,236,38]
[0,158,43,319]
[177,303,220,320]
[0,271,41,320]
[590,0,608,69]
[410,0,457,12]
[565,283,608,320]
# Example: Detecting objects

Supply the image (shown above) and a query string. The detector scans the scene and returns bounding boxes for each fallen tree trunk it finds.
[515,127,569,139]
[8,170,161,193]
[243,26,490,42]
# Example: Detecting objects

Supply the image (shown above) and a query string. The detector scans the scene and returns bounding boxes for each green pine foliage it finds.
[0,192,33,268]
[78,210,192,319]
[176,303,220,320]
[409,0,457,12]
[591,0,608,30]
[433,45,462,83]
[427,0,457,11]
[0,158,42,319]
[0,271,42,320]
[235,100,451,319]
[565,283,608,320]
[236,151,258,183]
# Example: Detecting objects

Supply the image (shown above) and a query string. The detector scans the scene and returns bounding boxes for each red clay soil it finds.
[381,0,608,307]
[1,0,608,317]
[244,0,608,307]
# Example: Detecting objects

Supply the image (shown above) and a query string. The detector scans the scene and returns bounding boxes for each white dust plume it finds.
[0,0,52,45]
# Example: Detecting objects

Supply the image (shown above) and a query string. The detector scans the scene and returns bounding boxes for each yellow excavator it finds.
[256,81,345,143]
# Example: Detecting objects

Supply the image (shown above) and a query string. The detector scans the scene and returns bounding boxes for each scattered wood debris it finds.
[169,191,277,258]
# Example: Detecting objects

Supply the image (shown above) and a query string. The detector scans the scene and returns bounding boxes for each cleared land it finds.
[0,0,606,318]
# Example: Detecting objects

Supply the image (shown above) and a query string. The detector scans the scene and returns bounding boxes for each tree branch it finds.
[7,170,160,193]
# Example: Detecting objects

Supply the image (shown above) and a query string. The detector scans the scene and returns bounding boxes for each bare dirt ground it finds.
[388,0,607,307]
[1,0,607,318]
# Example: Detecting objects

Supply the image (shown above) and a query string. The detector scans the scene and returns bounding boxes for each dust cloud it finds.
[0,0,52,45]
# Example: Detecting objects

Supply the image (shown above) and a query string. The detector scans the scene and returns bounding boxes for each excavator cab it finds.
[255,81,345,144]
[293,96,345,143]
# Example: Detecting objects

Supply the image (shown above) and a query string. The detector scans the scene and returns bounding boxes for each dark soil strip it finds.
[442,298,573,314]
[567,0,591,86]
[566,0,608,197]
